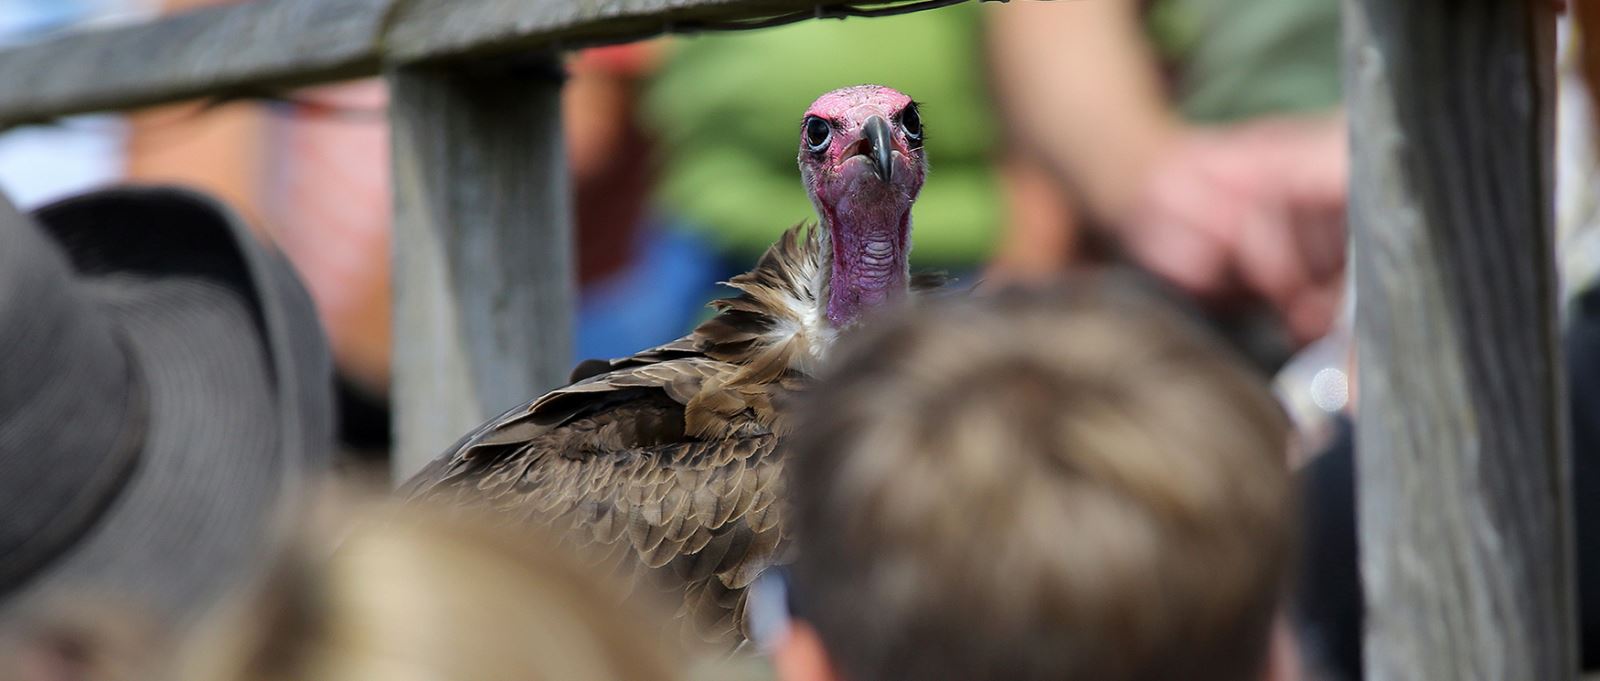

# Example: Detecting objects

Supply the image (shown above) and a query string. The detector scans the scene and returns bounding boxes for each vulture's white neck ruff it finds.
[709,222,937,383]
[766,224,839,373]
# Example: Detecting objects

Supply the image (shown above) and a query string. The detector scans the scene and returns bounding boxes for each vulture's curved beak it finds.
[862,115,894,183]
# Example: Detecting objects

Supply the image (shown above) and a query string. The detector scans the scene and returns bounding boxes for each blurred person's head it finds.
[169,495,684,681]
[775,280,1297,681]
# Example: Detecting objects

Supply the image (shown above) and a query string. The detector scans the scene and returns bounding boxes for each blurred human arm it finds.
[987,0,1347,343]
[984,0,1223,292]
[987,0,1180,226]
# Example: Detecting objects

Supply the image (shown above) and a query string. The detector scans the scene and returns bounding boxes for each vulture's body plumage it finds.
[403,85,935,644]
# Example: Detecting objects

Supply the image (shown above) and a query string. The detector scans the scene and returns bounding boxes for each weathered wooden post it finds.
[1346,1,1573,678]
[388,57,574,480]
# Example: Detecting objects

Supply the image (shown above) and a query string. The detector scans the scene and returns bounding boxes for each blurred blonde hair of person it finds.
[771,280,1299,681]
[168,492,688,681]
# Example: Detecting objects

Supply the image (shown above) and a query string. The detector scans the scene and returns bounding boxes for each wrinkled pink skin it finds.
[798,85,927,328]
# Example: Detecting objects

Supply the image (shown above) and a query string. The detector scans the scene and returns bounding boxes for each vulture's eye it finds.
[900,105,922,145]
[803,116,832,153]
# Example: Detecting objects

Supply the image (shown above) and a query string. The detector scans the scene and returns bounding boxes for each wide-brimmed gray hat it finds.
[0,185,333,631]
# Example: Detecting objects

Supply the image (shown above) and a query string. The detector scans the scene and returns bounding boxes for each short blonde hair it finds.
[170,494,683,681]
[789,281,1295,681]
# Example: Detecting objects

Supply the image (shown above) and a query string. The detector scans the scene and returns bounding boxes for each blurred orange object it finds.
[565,42,665,286]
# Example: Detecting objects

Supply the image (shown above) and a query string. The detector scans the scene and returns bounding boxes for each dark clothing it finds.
[1292,415,1360,680]
[1567,285,1600,671]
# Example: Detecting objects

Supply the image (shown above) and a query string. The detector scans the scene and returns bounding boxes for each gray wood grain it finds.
[0,0,856,125]
[388,59,573,481]
[383,0,826,62]
[0,0,388,126]
[1345,1,1574,679]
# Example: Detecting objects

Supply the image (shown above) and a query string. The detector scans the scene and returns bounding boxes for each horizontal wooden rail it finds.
[0,0,389,126]
[0,0,962,126]
[387,0,853,62]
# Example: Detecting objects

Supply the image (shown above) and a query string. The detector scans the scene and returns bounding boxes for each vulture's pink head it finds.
[797,85,927,328]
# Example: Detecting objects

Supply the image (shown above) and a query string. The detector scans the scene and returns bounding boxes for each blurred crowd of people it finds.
[4,0,1600,680]
[0,177,1313,681]
[0,0,1357,452]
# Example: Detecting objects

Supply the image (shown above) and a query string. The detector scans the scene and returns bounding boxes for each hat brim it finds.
[4,186,332,629]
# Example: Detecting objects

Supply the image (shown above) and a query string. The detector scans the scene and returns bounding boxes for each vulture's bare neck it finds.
[696,219,935,386]
[818,203,912,328]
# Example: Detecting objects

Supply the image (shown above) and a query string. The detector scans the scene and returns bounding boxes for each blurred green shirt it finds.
[1148,0,1343,122]
[640,3,1002,267]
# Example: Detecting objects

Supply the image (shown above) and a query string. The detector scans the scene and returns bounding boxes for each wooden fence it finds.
[0,0,1574,677]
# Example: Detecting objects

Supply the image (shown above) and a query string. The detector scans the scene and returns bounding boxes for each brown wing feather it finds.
[569,335,704,383]
[404,355,791,645]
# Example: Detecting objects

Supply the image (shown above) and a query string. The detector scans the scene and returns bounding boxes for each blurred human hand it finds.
[1121,114,1347,345]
